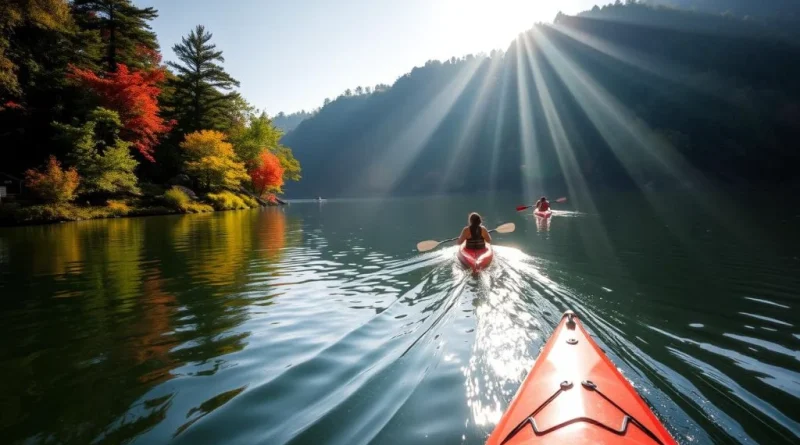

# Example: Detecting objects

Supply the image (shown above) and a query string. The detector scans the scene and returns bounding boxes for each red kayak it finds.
[534,210,552,218]
[486,311,676,445]
[457,242,493,272]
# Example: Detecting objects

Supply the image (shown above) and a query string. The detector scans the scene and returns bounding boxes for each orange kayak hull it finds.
[486,311,677,445]
[457,242,493,272]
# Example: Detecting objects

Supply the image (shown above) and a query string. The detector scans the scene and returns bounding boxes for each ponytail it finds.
[468,212,482,229]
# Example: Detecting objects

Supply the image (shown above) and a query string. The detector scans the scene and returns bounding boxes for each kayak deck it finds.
[458,242,493,272]
[534,210,552,218]
[486,311,676,445]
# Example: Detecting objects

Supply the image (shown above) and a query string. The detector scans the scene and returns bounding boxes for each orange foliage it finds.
[249,151,284,196]
[69,64,172,162]
[259,209,286,262]
[24,156,80,203]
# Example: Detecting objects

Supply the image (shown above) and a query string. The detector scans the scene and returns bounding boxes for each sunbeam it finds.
[349,58,485,198]
[515,35,542,204]
[551,23,731,102]
[488,50,514,196]
[439,54,506,194]
[526,35,622,274]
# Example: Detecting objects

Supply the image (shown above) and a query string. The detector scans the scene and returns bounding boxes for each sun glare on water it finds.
[435,0,548,54]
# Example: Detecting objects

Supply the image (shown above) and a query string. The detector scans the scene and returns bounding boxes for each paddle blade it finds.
[494,222,516,233]
[515,205,531,212]
[417,240,441,252]
[555,197,568,203]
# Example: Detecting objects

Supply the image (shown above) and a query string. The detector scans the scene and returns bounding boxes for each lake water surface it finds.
[1,192,799,444]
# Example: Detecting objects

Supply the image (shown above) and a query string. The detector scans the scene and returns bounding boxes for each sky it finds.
[145,0,601,115]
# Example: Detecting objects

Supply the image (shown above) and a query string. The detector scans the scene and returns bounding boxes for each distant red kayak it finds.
[533,210,552,218]
[457,242,493,272]
[486,311,677,445]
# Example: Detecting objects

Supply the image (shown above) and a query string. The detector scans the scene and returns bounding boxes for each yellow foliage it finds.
[238,193,260,208]
[206,191,256,210]
[183,202,214,213]
[163,186,213,213]
[106,200,130,216]
[181,130,249,190]
[163,186,189,210]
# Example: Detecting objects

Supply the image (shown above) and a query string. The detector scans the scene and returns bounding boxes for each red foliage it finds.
[3,101,23,110]
[249,151,285,196]
[69,63,173,162]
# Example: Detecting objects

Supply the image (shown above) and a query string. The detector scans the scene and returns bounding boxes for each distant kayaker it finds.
[535,196,550,212]
[457,212,491,250]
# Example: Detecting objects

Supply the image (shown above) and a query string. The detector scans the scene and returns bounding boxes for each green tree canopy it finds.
[167,25,240,134]
[56,107,140,195]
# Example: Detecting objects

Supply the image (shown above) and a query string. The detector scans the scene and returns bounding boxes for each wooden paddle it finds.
[516,197,567,212]
[416,222,516,252]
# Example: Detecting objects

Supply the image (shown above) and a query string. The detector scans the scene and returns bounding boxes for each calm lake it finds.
[1,191,799,444]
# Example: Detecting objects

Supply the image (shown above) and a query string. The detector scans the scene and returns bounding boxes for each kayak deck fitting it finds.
[486,311,677,445]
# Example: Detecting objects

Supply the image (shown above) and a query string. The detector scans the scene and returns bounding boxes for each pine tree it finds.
[0,0,72,98]
[71,0,159,72]
[167,25,240,134]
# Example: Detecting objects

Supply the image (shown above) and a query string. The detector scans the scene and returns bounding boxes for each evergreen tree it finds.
[167,25,240,134]
[0,0,100,174]
[0,0,72,98]
[71,0,159,72]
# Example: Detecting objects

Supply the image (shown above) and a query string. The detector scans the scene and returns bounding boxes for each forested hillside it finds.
[282,2,800,198]
[272,110,313,133]
[641,0,800,19]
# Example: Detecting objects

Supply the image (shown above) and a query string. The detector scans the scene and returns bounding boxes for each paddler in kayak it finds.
[456,212,491,249]
[535,196,550,212]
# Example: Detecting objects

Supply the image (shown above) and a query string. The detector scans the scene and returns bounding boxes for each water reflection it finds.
[0,196,798,445]
[535,214,550,232]
[0,209,298,444]
[463,247,562,427]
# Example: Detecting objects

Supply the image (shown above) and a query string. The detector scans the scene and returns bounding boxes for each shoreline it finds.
[0,194,285,228]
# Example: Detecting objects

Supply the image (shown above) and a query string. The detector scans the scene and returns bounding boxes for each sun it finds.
[435,0,548,53]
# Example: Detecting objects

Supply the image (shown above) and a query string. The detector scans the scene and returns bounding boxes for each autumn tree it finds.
[228,112,301,182]
[56,107,139,195]
[69,63,172,161]
[249,151,284,196]
[167,25,240,133]
[24,156,80,203]
[71,0,159,72]
[180,130,248,190]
